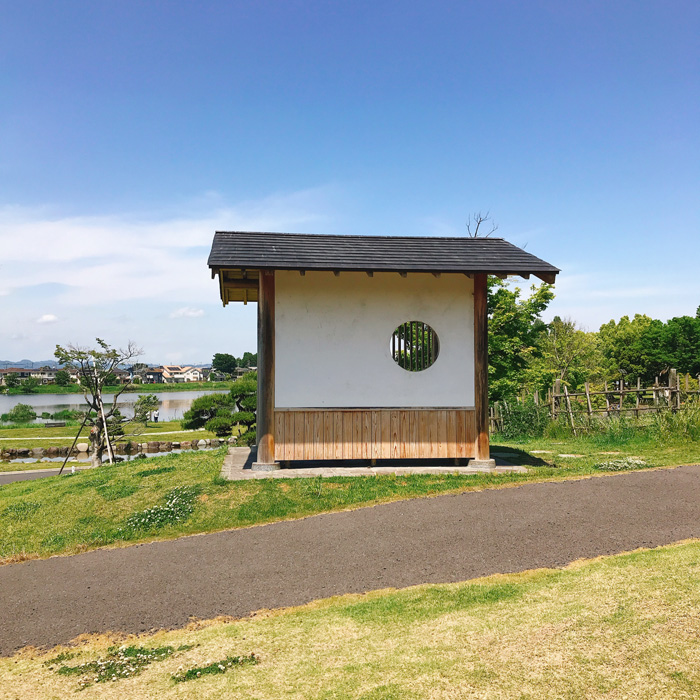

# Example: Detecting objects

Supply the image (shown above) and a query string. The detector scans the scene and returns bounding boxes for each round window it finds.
[390,321,439,372]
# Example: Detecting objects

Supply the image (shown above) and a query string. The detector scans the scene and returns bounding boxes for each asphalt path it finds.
[1,465,699,655]
[0,467,91,485]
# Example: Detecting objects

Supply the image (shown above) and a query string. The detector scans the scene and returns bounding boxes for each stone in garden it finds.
[197,439,207,447]
[180,441,191,449]
[76,443,89,453]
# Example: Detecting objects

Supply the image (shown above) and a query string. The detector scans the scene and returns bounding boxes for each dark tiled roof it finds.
[208,231,559,279]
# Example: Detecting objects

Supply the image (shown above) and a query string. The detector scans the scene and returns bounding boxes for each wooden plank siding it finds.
[274,409,476,461]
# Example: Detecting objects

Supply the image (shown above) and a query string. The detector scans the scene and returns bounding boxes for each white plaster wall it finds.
[275,271,474,408]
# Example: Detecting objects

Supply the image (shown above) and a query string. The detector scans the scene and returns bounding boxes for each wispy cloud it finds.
[170,306,205,319]
[36,314,58,324]
[0,186,338,308]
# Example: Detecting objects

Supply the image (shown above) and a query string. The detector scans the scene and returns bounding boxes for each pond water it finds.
[0,390,227,423]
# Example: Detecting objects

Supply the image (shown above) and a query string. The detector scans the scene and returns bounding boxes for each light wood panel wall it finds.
[274,409,476,461]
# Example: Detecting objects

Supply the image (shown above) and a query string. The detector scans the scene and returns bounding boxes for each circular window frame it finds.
[390,321,440,372]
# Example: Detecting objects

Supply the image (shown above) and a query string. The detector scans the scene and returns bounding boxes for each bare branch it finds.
[466,211,499,238]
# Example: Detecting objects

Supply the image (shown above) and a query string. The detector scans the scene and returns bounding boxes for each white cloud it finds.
[170,306,205,319]
[36,314,58,324]
[0,186,338,309]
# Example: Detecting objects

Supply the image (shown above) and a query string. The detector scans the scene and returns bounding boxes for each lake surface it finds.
[0,390,227,423]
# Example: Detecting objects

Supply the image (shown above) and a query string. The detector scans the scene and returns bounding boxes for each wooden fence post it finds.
[563,385,576,436]
[619,379,624,412]
[553,379,561,420]
[636,377,640,417]
[669,369,677,411]
[585,382,592,417]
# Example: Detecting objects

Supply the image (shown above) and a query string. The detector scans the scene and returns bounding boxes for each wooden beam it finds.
[299,270,305,276]
[399,271,407,278]
[431,272,441,278]
[333,270,341,277]
[366,271,374,277]
[222,279,258,291]
[257,270,276,465]
[534,272,557,284]
[473,273,490,461]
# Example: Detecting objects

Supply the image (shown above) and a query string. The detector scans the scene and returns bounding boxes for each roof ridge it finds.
[215,230,507,242]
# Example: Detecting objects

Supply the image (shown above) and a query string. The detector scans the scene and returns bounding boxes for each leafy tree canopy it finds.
[488,279,554,401]
[212,353,237,375]
[54,369,72,386]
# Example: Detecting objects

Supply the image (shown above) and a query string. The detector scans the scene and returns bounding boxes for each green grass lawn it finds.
[2,431,700,563]
[4,539,700,698]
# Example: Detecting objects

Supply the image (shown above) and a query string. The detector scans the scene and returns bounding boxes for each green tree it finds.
[54,369,72,386]
[488,279,554,400]
[598,314,657,381]
[21,376,40,393]
[133,394,159,425]
[526,317,603,393]
[239,351,257,368]
[4,373,20,388]
[7,403,37,423]
[55,338,141,467]
[180,372,257,442]
[212,353,237,376]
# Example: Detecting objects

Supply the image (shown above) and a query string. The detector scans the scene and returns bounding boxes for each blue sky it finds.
[1,1,698,364]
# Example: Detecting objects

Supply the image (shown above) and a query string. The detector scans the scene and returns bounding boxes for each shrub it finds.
[650,403,700,441]
[181,373,257,442]
[7,403,37,423]
[496,397,549,439]
[205,414,236,437]
[52,409,82,421]
[181,394,233,430]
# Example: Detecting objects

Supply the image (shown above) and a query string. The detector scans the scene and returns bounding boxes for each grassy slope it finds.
[3,540,699,698]
[2,434,700,563]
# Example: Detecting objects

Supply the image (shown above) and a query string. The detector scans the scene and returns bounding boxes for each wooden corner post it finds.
[255,269,278,468]
[473,273,492,465]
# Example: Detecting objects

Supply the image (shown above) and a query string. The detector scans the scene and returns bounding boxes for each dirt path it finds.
[1,465,699,656]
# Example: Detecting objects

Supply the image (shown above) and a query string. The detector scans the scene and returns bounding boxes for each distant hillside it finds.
[0,359,61,369]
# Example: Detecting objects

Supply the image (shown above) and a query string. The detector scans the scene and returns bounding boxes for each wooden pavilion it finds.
[208,231,559,470]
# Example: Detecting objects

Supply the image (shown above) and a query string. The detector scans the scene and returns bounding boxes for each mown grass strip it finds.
[4,540,700,699]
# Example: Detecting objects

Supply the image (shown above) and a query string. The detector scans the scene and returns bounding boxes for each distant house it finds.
[112,369,131,385]
[0,368,33,385]
[161,366,204,383]
[234,366,256,379]
[144,368,164,384]
[30,367,58,384]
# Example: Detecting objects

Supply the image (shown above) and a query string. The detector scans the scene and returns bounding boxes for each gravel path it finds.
[1,465,699,655]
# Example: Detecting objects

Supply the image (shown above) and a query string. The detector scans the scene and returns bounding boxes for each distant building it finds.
[161,366,204,383]
[234,366,256,379]
[0,368,33,385]
[144,368,164,384]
